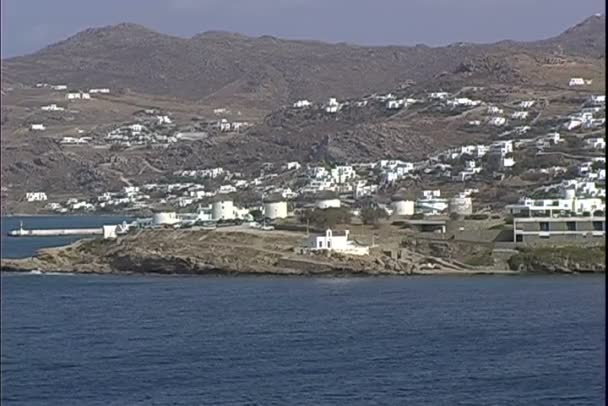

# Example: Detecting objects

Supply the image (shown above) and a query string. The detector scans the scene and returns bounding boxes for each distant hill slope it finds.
[1,16,604,109]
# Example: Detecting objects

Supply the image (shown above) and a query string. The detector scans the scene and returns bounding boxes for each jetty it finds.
[7,221,130,239]
[8,226,102,237]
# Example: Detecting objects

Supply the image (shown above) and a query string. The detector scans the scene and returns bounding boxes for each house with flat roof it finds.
[513,216,605,245]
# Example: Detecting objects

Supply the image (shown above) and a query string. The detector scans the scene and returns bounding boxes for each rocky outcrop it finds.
[4,229,602,277]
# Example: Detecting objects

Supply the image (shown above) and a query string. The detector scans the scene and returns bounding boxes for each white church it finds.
[308,229,369,256]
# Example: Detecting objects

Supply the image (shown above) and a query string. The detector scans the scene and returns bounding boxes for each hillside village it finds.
[10,74,606,255]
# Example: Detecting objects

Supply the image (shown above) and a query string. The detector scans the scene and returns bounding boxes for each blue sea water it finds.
[1,216,605,405]
[1,273,605,405]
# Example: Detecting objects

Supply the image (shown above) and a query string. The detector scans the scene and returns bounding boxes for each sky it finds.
[1,0,605,57]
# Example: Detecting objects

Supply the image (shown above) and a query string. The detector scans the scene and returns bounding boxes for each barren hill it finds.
[2,16,605,110]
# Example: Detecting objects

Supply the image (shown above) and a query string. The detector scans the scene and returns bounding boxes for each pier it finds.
[8,226,103,237]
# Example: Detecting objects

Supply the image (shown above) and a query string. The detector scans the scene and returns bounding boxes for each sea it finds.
[1,216,606,405]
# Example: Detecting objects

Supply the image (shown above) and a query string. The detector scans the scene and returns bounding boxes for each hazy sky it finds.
[1,0,605,57]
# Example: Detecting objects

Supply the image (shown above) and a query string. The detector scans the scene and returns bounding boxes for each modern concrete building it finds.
[513,216,605,244]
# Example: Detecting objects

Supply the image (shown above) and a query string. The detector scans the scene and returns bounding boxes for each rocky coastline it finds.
[1,228,604,277]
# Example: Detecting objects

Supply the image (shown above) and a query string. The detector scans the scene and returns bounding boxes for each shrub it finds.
[465,214,489,220]
[360,207,388,225]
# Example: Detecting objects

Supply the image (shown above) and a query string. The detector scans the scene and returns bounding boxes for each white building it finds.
[386,99,405,110]
[316,198,341,209]
[30,124,46,131]
[428,92,449,100]
[284,161,301,171]
[330,165,356,184]
[353,182,378,199]
[415,197,448,215]
[569,78,586,86]
[60,136,91,145]
[448,197,473,215]
[511,111,529,120]
[293,100,312,108]
[103,225,118,239]
[391,200,415,216]
[308,229,369,256]
[519,100,535,108]
[156,115,172,125]
[52,85,67,90]
[447,98,481,108]
[325,98,341,113]
[588,95,606,105]
[584,137,606,150]
[506,197,604,216]
[25,192,47,202]
[89,88,110,94]
[66,91,90,100]
[263,201,288,219]
[153,212,178,226]
[489,140,514,155]
[212,199,235,221]
[41,104,64,111]
[487,106,503,114]
[488,117,506,126]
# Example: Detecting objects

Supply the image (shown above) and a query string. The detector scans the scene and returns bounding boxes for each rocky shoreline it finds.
[1,228,604,277]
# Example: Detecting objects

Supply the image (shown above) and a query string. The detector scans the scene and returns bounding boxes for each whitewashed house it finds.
[428,92,449,100]
[386,99,405,110]
[156,115,172,125]
[487,106,503,114]
[330,166,356,184]
[584,137,606,150]
[52,85,67,90]
[325,98,341,113]
[25,192,47,202]
[41,104,64,111]
[488,117,506,126]
[30,124,46,131]
[511,111,529,120]
[490,140,514,155]
[284,161,301,171]
[447,98,481,108]
[569,78,586,86]
[89,88,110,94]
[293,100,311,108]
[588,95,605,105]
[518,100,535,108]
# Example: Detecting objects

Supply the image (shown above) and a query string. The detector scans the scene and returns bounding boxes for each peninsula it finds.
[1,223,604,276]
